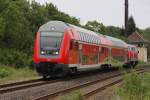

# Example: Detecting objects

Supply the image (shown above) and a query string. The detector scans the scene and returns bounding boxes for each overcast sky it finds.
[36,0,150,29]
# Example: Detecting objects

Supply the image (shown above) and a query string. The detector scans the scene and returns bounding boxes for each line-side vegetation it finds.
[0,65,38,84]
[113,70,150,100]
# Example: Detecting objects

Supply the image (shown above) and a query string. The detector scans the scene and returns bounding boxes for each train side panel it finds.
[111,47,127,67]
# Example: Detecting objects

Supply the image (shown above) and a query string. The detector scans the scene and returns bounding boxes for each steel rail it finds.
[32,67,148,100]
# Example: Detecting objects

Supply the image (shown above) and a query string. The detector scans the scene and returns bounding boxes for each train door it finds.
[91,45,99,65]
[108,47,111,65]
[81,43,91,65]
[79,43,82,65]
[68,40,79,65]
[100,47,109,64]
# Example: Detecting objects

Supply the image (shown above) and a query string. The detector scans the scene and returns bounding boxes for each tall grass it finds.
[113,72,150,100]
[0,65,38,84]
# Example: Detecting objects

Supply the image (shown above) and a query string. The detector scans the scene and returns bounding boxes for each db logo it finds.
[48,59,51,61]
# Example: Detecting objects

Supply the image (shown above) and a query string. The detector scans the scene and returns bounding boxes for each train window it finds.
[79,32,81,41]
[88,34,90,43]
[94,36,96,43]
[93,36,95,43]
[86,34,88,42]
[95,36,97,44]
[75,41,79,49]
[90,35,92,43]
[89,34,91,43]
[83,33,86,42]
[40,32,63,55]
[86,34,89,43]
[132,47,135,51]
[96,36,98,44]
[96,37,98,44]
[80,32,83,41]
[101,47,105,53]
[97,38,100,44]
[82,33,84,41]
[88,34,91,43]
[80,32,82,41]
[98,38,100,44]
[95,37,97,44]
[87,34,90,42]
[92,35,94,43]
[82,33,85,42]
[84,34,86,42]
[70,40,73,50]
[97,39,99,44]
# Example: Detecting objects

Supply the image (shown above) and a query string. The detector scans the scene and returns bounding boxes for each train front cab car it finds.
[34,21,72,78]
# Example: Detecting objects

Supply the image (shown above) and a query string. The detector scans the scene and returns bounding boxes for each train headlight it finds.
[52,51,58,55]
[41,50,46,55]
[55,51,58,54]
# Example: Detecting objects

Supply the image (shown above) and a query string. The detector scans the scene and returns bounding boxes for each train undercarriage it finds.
[34,60,138,79]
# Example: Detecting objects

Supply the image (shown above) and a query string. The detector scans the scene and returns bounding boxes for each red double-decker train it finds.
[33,21,138,78]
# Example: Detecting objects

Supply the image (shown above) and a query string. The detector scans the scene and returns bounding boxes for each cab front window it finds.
[40,32,63,55]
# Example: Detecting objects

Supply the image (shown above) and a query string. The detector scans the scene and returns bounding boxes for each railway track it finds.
[0,67,148,100]
[83,69,147,99]
[0,67,118,94]
[0,78,60,94]
[32,67,149,100]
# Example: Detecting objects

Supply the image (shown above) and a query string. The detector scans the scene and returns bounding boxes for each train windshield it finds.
[40,32,63,55]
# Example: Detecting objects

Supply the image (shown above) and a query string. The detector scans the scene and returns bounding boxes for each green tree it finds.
[28,1,49,36]
[105,26,126,40]
[1,0,32,51]
[127,16,136,36]
[0,0,82,67]
[84,20,106,34]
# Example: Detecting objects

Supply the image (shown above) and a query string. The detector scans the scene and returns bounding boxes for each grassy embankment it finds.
[113,63,150,100]
[61,63,150,100]
[0,65,38,85]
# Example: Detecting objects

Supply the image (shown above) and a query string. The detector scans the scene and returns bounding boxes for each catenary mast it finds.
[125,0,128,35]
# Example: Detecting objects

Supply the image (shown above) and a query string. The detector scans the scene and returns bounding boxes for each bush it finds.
[138,60,146,64]
[114,72,150,100]
[0,65,38,84]
[0,67,14,78]
[0,48,32,68]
